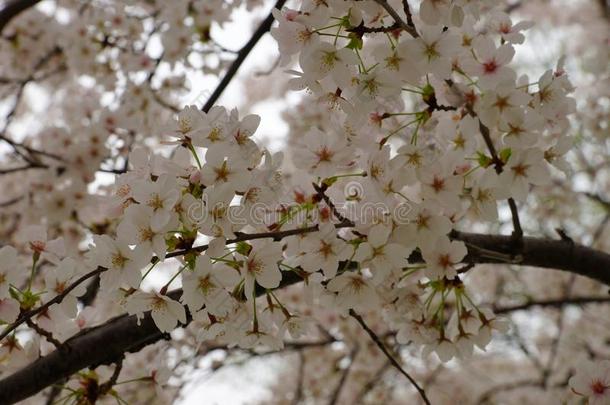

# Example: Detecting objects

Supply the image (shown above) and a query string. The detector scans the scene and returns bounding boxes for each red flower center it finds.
[483,60,498,74]
[591,380,606,395]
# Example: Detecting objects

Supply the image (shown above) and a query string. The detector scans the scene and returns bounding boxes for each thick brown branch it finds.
[2,231,610,403]
[0,0,41,34]
[450,231,610,285]
[0,271,300,404]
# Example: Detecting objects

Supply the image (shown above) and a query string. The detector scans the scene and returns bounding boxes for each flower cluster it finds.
[0,0,577,366]
[1,0,607,403]
[268,0,574,358]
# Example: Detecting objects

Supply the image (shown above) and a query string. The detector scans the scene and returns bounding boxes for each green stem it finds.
[27,253,39,291]
[187,143,202,169]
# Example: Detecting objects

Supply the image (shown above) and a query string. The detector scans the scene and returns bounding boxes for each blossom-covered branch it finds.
[0,0,608,403]
[3,230,610,402]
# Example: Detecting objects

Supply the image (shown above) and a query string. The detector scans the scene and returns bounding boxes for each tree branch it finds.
[371,0,418,38]
[0,267,107,342]
[2,231,610,403]
[328,346,358,405]
[201,0,287,113]
[349,309,430,405]
[0,0,41,34]
[494,296,610,314]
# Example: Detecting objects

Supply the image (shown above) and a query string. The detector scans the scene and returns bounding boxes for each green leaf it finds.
[499,148,512,163]
[476,151,493,168]
[235,241,252,256]
[422,83,435,98]
[322,176,338,187]
[345,33,363,50]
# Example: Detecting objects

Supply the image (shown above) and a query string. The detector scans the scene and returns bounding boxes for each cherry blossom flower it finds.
[475,83,531,128]
[226,112,262,166]
[148,358,172,400]
[327,272,379,312]
[200,152,251,192]
[131,174,180,229]
[543,135,573,174]
[393,204,453,250]
[354,69,402,103]
[423,330,457,362]
[469,169,501,221]
[437,113,479,154]
[355,224,410,283]
[240,240,283,299]
[373,42,422,85]
[405,25,460,80]
[299,223,351,279]
[166,105,205,144]
[421,237,467,279]
[43,258,87,317]
[270,8,318,66]
[499,149,551,201]
[569,360,610,405]
[198,184,238,238]
[117,205,178,259]
[499,108,543,148]
[181,255,239,316]
[299,42,358,88]
[396,318,436,347]
[278,315,315,340]
[21,225,65,264]
[462,36,516,90]
[419,0,452,26]
[191,106,230,150]
[240,320,284,350]
[89,235,149,291]
[471,307,509,349]
[293,128,353,178]
[489,12,534,44]
[419,156,463,209]
[35,304,76,342]
[126,292,187,333]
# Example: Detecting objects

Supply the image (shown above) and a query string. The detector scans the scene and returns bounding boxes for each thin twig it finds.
[474,105,523,239]
[313,182,355,226]
[99,357,124,395]
[328,346,358,405]
[372,0,418,37]
[0,267,107,342]
[349,310,430,405]
[201,0,287,113]
[402,0,416,30]
[25,319,62,348]
[493,296,610,314]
